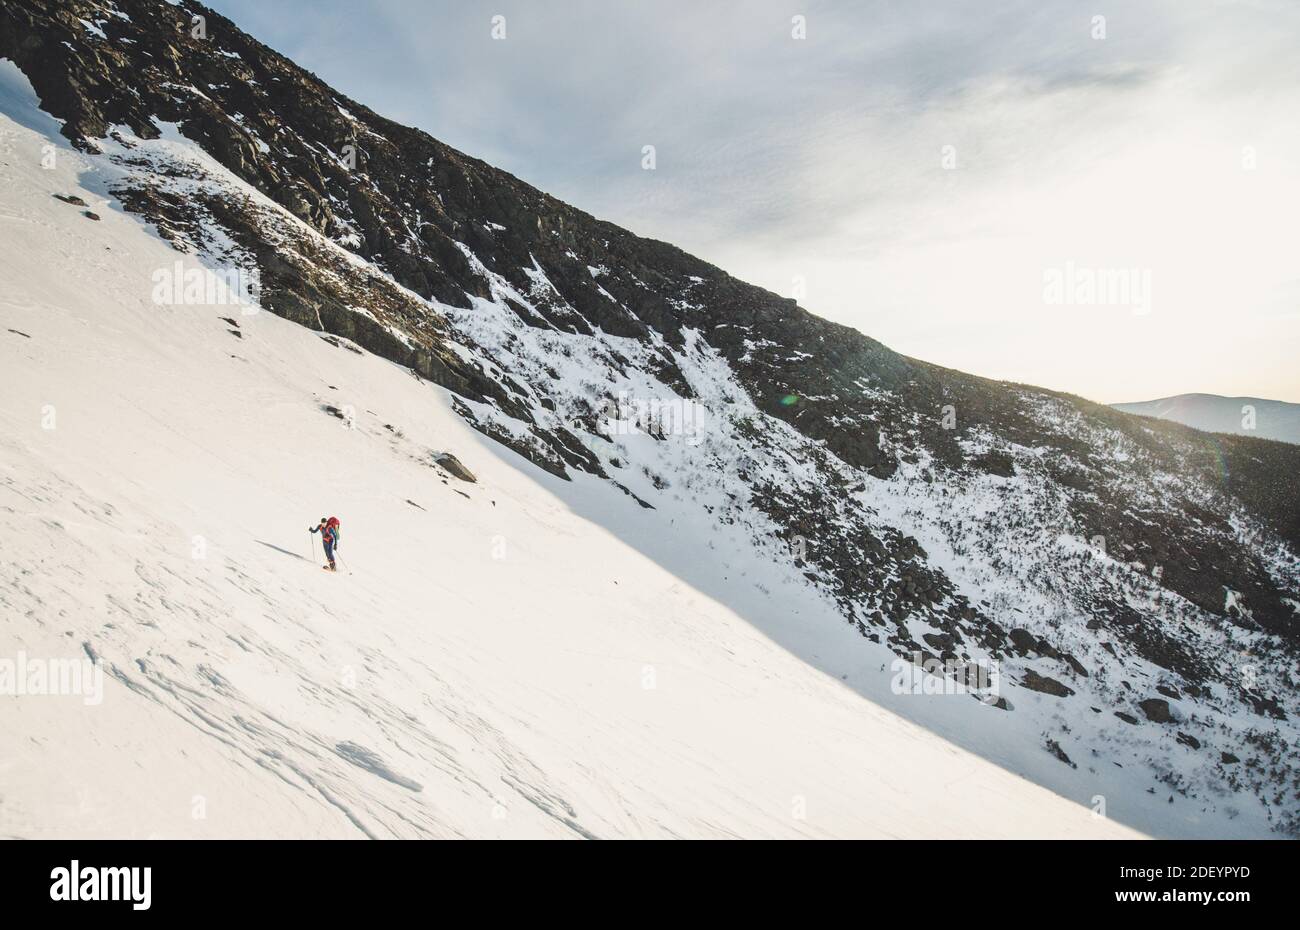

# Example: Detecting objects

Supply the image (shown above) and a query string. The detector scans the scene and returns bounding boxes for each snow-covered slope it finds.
[0,64,1142,839]
[2,0,1298,839]
[1114,394,1300,446]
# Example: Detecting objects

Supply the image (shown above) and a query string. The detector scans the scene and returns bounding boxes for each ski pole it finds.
[310,531,316,561]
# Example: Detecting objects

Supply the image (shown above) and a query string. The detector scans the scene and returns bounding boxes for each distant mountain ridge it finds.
[1114,394,1300,446]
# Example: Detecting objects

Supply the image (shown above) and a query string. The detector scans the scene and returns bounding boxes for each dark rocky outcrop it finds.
[1045,738,1077,768]
[1139,699,1173,724]
[1022,670,1075,698]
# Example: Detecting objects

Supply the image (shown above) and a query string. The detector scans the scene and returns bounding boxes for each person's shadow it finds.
[256,540,308,561]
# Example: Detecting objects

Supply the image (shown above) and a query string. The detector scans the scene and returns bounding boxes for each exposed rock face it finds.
[5,0,1298,835]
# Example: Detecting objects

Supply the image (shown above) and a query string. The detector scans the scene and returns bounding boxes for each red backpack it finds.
[326,516,341,544]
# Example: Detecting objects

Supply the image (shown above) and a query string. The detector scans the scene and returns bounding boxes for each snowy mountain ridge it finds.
[1,0,1298,837]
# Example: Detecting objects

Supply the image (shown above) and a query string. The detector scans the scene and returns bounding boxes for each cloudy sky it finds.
[208,0,1300,404]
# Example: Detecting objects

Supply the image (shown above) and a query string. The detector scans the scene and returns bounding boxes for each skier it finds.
[310,516,341,571]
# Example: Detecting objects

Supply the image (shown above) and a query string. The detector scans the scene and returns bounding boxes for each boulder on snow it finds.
[1008,628,1038,655]
[1139,698,1173,723]
[1045,738,1076,768]
[1062,653,1090,677]
[975,692,1013,711]
[1021,669,1074,698]
[435,453,477,483]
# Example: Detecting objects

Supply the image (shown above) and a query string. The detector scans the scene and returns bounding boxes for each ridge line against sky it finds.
[203,0,1300,405]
